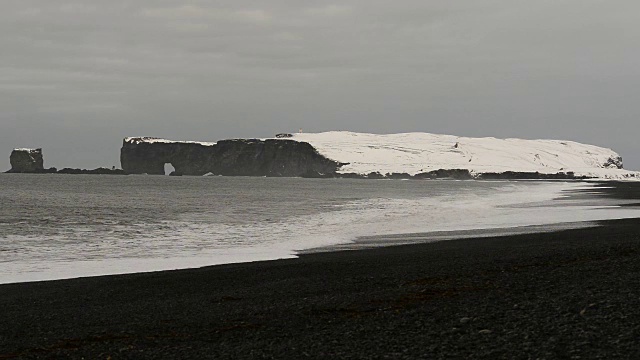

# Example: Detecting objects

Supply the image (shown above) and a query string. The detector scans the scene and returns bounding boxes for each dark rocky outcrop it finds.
[211,139,343,176]
[413,169,474,180]
[332,169,589,180]
[6,147,126,175]
[120,138,344,176]
[603,156,624,169]
[475,171,587,180]
[120,139,213,175]
[7,148,44,173]
[56,167,127,175]
[385,172,413,180]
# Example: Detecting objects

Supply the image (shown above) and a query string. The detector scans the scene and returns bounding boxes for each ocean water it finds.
[1,174,639,284]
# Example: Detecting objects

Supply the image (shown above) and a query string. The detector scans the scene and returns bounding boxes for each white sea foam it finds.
[2,181,640,284]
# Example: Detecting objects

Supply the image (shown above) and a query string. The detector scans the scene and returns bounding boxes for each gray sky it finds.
[2,0,640,170]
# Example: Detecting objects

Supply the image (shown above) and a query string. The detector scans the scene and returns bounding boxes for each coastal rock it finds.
[120,137,344,176]
[603,156,623,169]
[5,148,126,175]
[414,169,473,180]
[7,148,44,173]
[56,167,127,175]
[119,132,639,180]
[475,171,587,180]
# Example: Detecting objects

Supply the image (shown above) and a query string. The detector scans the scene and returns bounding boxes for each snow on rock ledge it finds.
[277,131,637,180]
[124,137,216,146]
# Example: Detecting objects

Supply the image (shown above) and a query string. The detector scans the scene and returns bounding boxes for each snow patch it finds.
[273,131,638,180]
[124,137,216,146]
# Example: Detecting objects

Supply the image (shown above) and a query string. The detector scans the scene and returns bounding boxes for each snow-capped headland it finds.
[117,131,638,180]
[273,131,639,180]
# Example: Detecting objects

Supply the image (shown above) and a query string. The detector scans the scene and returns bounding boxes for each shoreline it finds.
[2,181,640,358]
[0,221,603,286]
[0,181,640,284]
[3,218,640,358]
[2,179,638,285]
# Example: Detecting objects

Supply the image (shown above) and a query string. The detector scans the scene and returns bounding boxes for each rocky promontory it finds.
[119,132,640,180]
[120,137,343,176]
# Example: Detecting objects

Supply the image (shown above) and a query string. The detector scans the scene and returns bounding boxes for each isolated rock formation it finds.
[120,138,344,176]
[5,148,126,175]
[8,148,44,173]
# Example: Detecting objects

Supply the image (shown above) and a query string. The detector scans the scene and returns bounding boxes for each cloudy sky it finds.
[2,1,640,170]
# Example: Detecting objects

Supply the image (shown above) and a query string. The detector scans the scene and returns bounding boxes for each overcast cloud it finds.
[2,1,639,170]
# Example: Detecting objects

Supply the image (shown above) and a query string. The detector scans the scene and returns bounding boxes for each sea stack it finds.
[8,148,44,173]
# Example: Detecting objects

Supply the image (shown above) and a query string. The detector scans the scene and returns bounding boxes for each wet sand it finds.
[2,182,640,359]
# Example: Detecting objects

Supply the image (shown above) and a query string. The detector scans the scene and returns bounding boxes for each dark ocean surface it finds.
[1,174,639,283]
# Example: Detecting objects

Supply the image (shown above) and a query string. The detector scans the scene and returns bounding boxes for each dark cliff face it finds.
[120,138,343,176]
[604,156,624,169]
[120,140,215,175]
[8,149,44,173]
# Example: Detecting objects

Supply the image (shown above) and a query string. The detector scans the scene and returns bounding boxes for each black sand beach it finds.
[2,182,640,359]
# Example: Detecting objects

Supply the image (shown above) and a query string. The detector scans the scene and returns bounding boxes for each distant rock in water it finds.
[120,137,343,176]
[5,147,125,175]
[8,148,45,173]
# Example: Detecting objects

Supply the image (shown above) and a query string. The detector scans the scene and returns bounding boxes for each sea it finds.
[1,174,639,284]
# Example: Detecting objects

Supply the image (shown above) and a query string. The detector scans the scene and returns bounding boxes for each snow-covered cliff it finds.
[276,131,638,180]
[119,132,638,179]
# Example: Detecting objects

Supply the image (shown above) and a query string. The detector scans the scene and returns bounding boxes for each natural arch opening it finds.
[164,163,176,176]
